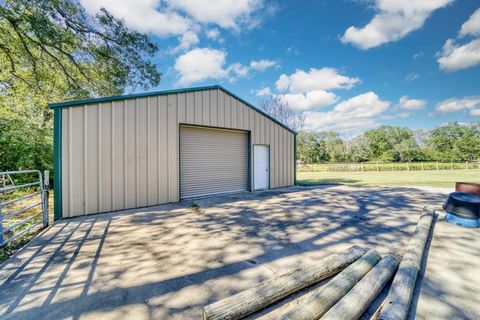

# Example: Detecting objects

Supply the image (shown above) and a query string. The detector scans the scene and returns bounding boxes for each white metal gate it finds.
[0,170,49,246]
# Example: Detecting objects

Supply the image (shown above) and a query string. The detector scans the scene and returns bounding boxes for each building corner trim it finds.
[53,108,63,220]
[294,133,297,185]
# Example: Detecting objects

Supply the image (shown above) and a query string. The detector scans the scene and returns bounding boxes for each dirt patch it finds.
[190,202,205,214]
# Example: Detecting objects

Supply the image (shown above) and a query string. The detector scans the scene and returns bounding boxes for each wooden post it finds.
[421,162,424,171]
[361,163,363,172]
[203,246,367,320]
[407,162,410,171]
[436,162,439,171]
[376,162,379,172]
[321,255,399,320]
[279,250,382,320]
[465,161,468,169]
[377,209,434,320]
[450,161,453,170]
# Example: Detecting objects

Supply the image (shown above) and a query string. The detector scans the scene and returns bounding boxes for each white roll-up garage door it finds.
[180,125,249,199]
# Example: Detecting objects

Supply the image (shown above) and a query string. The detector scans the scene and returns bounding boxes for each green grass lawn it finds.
[297,169,480,188]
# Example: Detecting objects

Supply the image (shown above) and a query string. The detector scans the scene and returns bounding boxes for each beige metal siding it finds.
[180,126,248,198]
[124,100,136,209]
[111,101,125,211]
[70,107,84,216]
[98,103,112,213]
[61,88,295,217]
[85,104,98,215]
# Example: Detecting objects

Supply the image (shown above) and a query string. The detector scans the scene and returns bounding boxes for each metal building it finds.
[50,85,296,219]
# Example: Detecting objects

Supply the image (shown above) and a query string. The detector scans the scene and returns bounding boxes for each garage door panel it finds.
[180,126,248,198]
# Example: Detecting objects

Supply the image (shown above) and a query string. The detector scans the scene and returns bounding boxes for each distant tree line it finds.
[260,97,480,164]
[297,122,480,163]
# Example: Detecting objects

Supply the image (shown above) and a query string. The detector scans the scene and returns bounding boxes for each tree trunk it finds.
[377,209,434,320]
[203,246,366,320]
[278,250,382,320]
[321,255,399,320]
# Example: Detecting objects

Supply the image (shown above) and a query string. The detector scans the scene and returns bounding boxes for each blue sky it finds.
[81,0,480,135]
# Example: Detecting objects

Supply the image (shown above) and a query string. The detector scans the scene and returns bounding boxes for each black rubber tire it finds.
[443,192,480,220]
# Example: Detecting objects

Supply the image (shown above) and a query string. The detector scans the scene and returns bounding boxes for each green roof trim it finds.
[48,85,297,134]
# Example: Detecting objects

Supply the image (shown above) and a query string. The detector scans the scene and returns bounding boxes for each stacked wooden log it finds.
[203,208,435,320]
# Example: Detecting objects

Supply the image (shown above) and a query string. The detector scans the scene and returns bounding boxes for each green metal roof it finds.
[48,85,296,134]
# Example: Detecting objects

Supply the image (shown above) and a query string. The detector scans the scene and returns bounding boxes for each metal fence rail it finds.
[0,170,49,247]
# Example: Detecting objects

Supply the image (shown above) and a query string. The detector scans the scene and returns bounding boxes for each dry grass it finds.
[190,202,205,214]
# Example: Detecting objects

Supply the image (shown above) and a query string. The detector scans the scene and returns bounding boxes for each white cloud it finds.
[275,68,360,93]
[405,73,419,81]
[286,45,299,55]
[333,91,389,117]
[437,38,480,71]
[224,59,277,80]
[171,31,199,53]
[80,0,191,37]
[341,0,453,50]
[398,96,427,110]
[382,111,411,120]
[304,92,390,133]
[227,63,250,81]
[275,74,290,91]
[382,96,426,120]
[273,67,360,111]
[169,0,263,30]
[437,9,480,72]
[254,87,273,96]
[174,48,266,85]
[460,8,480,37]
[250,59,277,71]
[206,28,221,40]
[174,48,228,85]
[80,0,269,44]
[471,109,480,116]
[436,97,480,115]
[279,91,338,111]
[413,52,424,59]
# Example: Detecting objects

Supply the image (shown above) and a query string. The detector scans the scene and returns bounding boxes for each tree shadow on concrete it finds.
[0,185,453,320]
[406,213,480,319]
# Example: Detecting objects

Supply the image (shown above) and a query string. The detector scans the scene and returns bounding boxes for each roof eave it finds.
[48,84,296,134]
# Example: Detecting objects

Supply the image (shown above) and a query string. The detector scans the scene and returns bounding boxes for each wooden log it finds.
[377,209,434,320]
[203,245,367,320]
[321,255,400,320]
[278,250,382,320]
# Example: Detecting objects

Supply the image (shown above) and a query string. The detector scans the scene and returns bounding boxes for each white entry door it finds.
[254,145,270,190]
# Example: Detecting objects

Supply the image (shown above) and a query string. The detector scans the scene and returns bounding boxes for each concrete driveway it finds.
[0,186,478,319]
